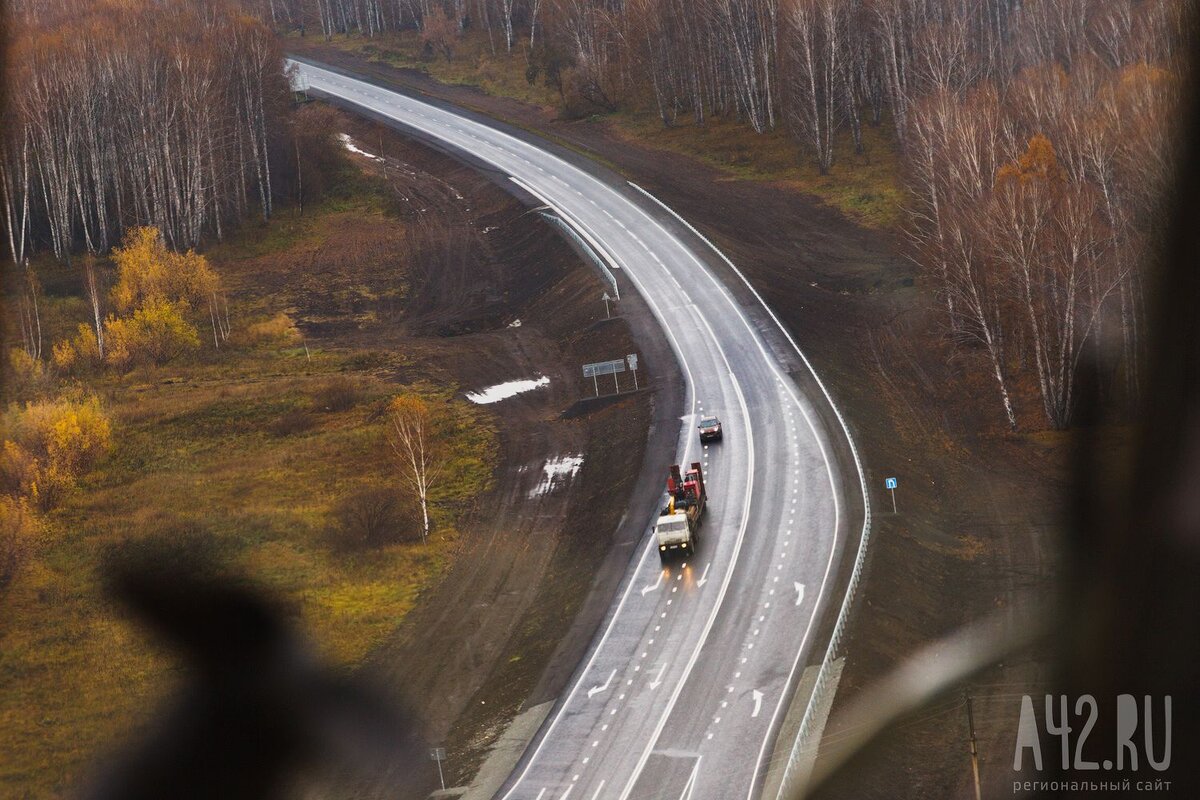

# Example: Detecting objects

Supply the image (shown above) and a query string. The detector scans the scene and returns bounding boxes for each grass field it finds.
[307,30,903,229]
[0,166,495,796]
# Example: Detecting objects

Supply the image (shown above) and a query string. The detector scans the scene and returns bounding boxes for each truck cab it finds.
[654,511,693,558]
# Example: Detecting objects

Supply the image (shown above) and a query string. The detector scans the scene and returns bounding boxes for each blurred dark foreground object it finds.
[801,21,1200,800]
[83,552,422,800]
[1048,18,1200,792]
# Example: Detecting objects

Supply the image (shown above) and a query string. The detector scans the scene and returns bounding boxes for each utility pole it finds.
[965,691,982,800]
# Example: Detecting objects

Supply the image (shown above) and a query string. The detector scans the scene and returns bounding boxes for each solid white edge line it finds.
[510,167,764,798]
[292,61,859,800]
[612,284,756,800]
[486,184,708,796]
[626,181,872,800]
[595,183,841,797]
[680,755,702,800]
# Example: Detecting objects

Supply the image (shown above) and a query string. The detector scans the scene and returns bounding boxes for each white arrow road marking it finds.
[697,563,711,587]
[289,64,848,800]
[587,670,616,699]
[751,689,764,718]
[794,582,806,606]
[648,663,668,690]
[640,572,664,596]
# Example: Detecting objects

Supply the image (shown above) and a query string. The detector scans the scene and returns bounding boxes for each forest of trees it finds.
[1,0,1189,429]
[897,2,1184,429]
[2,0,292,266]
[0,0,346,378]
[268,0,1187,429]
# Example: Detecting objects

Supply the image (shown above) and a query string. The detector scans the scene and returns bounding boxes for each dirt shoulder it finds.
[290,43,1062,798]
[320,114,684,799]
[0,101,670,797]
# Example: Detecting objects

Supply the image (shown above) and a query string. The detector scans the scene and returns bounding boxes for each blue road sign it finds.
[885,477,898,490]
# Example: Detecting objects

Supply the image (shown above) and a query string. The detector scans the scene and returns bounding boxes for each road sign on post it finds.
[885,477,898,513]
[582,359,626,378]
[602,292,612,319]
[430,748,446,791]
[627,353,639,390]
[582,359,626,397]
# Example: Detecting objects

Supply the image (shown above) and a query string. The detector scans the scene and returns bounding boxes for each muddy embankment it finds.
[320,113,683,800]
[293,45,1063,800]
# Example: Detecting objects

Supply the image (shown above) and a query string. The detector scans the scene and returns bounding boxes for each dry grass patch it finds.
[619,111,902,229]
[305,30,903,228]
[0,169,493,796]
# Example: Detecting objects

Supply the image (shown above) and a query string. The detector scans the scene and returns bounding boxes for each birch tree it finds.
[387,395,448,543]
[786,0,847,173]
[3,1,289,259]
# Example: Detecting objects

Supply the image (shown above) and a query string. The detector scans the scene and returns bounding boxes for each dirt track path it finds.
[362,328,585,740]
[311,115,684,799]
[293,48,1061,800]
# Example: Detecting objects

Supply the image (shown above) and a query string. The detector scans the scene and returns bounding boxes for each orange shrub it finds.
[103,301,200,369]
[1,395,113,510]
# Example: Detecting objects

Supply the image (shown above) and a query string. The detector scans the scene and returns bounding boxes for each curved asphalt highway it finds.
[290,59,860,800]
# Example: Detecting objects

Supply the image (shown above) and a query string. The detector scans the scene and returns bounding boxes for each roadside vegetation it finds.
[1,191,496,798]
[280,0,1181,430]
[3,0,288,258]
[293,29,903,228]
[0,5,500,791]
[0,1,1186,796]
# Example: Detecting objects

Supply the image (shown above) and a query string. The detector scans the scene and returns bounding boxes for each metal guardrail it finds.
[538,211,621,300]
[774,440,872,799]
[621,182,874,800]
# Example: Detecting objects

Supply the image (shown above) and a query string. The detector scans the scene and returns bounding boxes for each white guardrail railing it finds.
[624,182,873,800]
[297,59,868,797]
[537,210,621,300]
[774,452,871,799]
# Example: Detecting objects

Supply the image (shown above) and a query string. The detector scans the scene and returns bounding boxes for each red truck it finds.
[654,462,707,561]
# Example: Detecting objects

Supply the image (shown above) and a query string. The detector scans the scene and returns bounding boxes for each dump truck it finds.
[654,461,707,561]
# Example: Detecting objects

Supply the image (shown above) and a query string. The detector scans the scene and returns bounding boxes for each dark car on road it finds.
[698,417,723,442]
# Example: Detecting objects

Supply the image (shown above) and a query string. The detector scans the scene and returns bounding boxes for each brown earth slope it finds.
[310,113,685,799]
[289,43,1062,799]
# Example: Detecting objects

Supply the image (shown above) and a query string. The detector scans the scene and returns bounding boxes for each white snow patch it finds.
[529,455,584,498]
[338,133,380,161]
[465,375,549,404]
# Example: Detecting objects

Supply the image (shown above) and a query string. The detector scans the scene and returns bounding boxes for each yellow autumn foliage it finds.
[51,324,102,374]
[0,495,40,591]
[241,312,301,346]
[103,300,201,370]
[1,395,112,511]
[995,133,1066,188]
[50,340,76,373]
[7,348,49,393]
[110,226,221,313]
